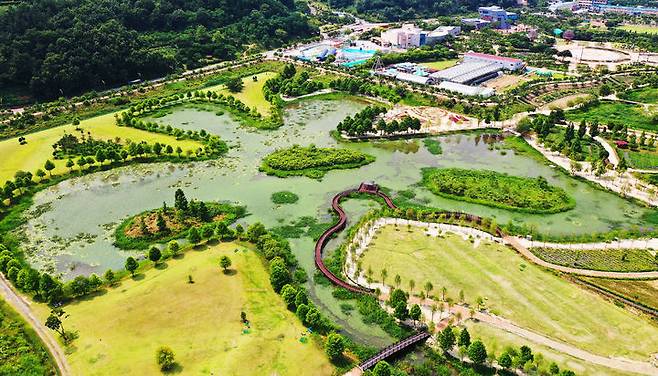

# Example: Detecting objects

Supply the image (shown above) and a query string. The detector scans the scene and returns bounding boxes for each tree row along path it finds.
[315,183,658,375]
[0,273,71,376]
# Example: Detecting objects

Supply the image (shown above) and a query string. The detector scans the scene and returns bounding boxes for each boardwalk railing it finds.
[358,330,432,371]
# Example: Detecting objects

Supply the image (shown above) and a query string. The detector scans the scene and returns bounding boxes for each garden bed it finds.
[530,247,657,272]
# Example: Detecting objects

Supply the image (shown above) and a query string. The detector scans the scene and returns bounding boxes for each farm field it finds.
[566,101,657,131]
[0,112,203,183]
[464,322,629,376]
[358,226,658,360]
[620,86,658,104]
[580,277,658,311]
[35,242,332,376]
[205,71,277,116]
[420,59,458,70]
[617,24,658,34]
[529,247,657,272]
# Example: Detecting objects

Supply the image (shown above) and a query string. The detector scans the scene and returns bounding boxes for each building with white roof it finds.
[438,81,495,97]
[463,52,525,71]
[381,24,426,48]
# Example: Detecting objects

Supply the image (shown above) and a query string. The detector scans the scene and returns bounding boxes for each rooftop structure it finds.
[381,24,426,48]
[592,4,658,14]
[426,26,461,43]
[478,6,518,29]
[430,61,501,85]
[438,81,495,97]
[461,18,491,29]
[463,52,525,71]
[577,0,608,8]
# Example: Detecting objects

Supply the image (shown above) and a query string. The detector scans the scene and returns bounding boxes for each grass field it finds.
[37,242,332,376]
[0,112,203,183]
[617,24,658,34]
[566,102,657,131]
[620,86,658,104]
[529,247,657,272]
[420,59,458,70]
[623,149,658,170]
[358,226,658,360]
[581,277,658,311]
[464,322,629,376]
[205,71,277,116]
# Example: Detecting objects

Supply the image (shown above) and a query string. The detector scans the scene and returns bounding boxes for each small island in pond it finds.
[260,144,375,179]
[421,167,575,214]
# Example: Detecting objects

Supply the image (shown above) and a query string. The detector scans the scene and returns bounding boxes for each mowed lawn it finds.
[43,242,332,376]
[0,112,203,183]
[359,226,658,360]
[617,24,658,34]
[566,101,657,131]
[205,71,277,116]
[420,59,458,70]
[621,86,658,104]
[464,322,629,376]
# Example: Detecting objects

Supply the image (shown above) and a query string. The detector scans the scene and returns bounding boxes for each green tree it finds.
[148,247,161,265]
[468,340,487,364]
[168,240,180,257]
[458,327,471,348]
[45,308,70,343]
[324,333,345,362]
[269,257,291,292]
[156,346,176,371]
[220,255,232,273]
[424,281,433,296]
[125,256,138,276]
[498,352,512,369]
[44,160,55,177]
[156,212,167,233]
[225,77,244,93]
[372,361,392,376]
[187,227,201,245]
[394,301,408,320]
[104,269,115,285]
[409,304,421,325]
[174,189,188,212]
[438,325,455,353]
[549,362,560,374]
[66,158,75,172]
[36,169,46,181]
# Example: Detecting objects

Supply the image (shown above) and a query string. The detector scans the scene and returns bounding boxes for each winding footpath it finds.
[0,273,70,376]
[316,183,658,375]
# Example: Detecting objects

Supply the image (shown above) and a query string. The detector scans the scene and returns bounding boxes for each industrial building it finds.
[592,4,658,15]
[463,52,525,71]
[577,0,607,8]
[461,18,491,29]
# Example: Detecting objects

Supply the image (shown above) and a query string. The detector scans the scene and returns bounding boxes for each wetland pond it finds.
[20,97,654,345]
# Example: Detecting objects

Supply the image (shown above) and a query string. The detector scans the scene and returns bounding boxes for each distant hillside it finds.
[327,0,519,21]
[0,0,317,99]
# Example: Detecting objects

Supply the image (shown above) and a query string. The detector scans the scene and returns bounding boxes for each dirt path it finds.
[0,273,70,376]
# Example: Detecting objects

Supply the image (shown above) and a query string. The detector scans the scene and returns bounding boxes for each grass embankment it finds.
[0,299,57,375]
[41,242,332,376]
[617,24,658,34]
[464,322,630,376]
[420,167,575,214]
[622,149,658,170]
[0,112,202,183]
[580,277,658,311]
[566,101,657,131]
[529,247,657,272]
[358,226,658,360]
[260,145,375,179]
[205,71,277,116]
[619,86,658,104]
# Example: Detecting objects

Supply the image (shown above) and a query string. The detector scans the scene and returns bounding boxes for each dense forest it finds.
[0,0,317,99]
[326,0,519,21]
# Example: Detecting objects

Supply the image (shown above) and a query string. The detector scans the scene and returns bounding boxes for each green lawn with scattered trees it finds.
[260,145,375,179]
[421,167,575,214]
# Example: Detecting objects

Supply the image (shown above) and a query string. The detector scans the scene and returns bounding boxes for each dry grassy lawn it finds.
[359,225,658,360]
[205,71,277,116]
[37,242,332,376]
[0,112,202,183]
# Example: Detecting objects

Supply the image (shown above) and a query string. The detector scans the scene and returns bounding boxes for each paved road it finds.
[0,273,70,376]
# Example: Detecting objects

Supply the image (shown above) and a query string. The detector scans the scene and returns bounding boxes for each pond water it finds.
[20,97,653,345]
